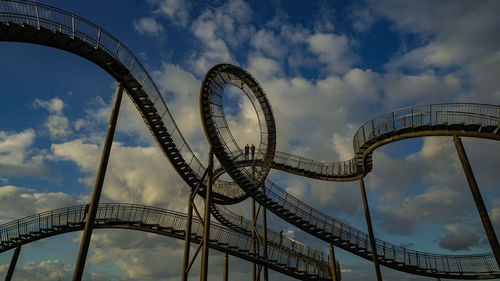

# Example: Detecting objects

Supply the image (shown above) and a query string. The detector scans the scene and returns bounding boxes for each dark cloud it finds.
[438,225,481,251]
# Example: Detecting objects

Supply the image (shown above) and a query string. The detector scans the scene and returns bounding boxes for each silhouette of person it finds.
[83,204,90,221]
[244,144,249,160]
[250,144,255,160]
[280,230,283,245]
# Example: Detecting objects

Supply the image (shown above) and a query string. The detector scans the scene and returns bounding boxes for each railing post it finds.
[72,83,124,281]
[96,29,101,49]
[35,3,40,29]
[453,135,500,268]
[71,15,75,38]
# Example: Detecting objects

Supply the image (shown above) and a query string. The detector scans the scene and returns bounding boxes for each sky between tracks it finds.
[0,0,500,280]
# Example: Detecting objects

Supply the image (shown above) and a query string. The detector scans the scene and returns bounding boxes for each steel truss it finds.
[1,1,500,280]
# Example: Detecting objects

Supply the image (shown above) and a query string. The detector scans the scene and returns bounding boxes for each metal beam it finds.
[182,188,194,281]
[453,135,500,267]
[252,197,258,281]
[5,246,21,281]
[223,252,228,281]
[359,178,382,281]
[72,83,124,281]
[262,202,268,281]
[200,147,214,281]
[329,243,339,281]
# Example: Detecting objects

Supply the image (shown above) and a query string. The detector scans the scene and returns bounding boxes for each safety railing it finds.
[0,204,333,279]
[353,103,500,155]
[0,0,245,200]
[213,204,331,268]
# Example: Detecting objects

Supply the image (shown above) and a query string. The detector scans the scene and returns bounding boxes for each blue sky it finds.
[0,0,500,280]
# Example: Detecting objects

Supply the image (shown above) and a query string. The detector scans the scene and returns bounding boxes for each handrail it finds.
[0,203,332,280]
[1,1,500,279]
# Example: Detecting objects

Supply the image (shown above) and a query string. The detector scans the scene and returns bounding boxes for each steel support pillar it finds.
[453,135,500,267]
[200,147,214,281]
[262,203,268,281]
[182,188,195,281]
[252,198,258,281]
[5,246,21,281]
[329,243,339,281]
[359,178,382,281]
[223,252,228,281]
[72,83,123,281]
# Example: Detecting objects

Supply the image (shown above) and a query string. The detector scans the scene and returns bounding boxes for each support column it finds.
[200,147,214,281]
[72,83,124,281]
[262,203,268,281]
[329,243,339,281]
[252,198,257,281]
[359,178,382,281]
[223,252,228,281]
[182,189,194,281]
[453,135,500,267]
[5,246,21,281]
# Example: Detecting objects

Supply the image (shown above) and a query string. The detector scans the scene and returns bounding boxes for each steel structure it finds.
[1,0,500,280]
[0,204,332,280]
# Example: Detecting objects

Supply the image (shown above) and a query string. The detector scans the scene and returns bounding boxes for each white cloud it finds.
[152,0,190,27]
[188,0,254,74]
[33,97,64,115]
[308,33,355,73]
[134,17,164,36]
[0,185,77,218]
[34,97,72,139]
[0,129,36,164]
[251,29,286,59]
[0,260,77,281]
[0,129,60,182]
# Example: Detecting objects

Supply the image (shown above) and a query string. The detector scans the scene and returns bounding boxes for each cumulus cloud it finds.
[33,97,72,139]
[134,17,164,36]
[439,224,481,251]
[308,33,355,73]
[0,260,79,281]
[0,129,60,182]
[188,0,254,74]
[0,185,77,218]
[151,0,191,27]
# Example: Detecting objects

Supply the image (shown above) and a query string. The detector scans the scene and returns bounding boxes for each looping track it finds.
[1,0,500,279]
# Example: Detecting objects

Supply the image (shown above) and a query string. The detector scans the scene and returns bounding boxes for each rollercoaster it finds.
[1,0,500,280]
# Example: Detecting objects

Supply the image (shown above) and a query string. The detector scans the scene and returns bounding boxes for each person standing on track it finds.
[245,144,249,160]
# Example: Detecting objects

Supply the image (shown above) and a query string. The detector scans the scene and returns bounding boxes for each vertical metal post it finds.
[453,135,500,267]
[200,147,214,281]
[182,189,194,281]
[359,178,382,281]
[223,252,228,281]
[262,188,268,281]
[329,243,339,281]
[72,83,123,281]
[252,198,257,281]
[5,246,21,281]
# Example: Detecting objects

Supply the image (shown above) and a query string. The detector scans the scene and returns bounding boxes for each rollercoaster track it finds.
[200,64,500,279]
[1,0,500,279]
[0,203,333,280]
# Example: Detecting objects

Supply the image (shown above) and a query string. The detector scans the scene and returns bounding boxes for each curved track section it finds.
[1,1,500,279]
[0,0,246,204]
[0,203,333,280]
[200,65,500,279]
